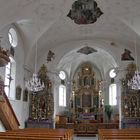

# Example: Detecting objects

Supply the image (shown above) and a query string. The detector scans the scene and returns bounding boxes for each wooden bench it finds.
[98,129,140,140]
[12,128,73,140]
[0,135,61,140]
[0,128,74,140]
[0,133,65,140]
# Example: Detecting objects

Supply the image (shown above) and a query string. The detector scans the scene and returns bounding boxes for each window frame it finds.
[109,68,117,78]
[8,28,18,48]
[59,84,66,107]
[59,71,66,80]
[4,58,16,99]
[109,83,117,106]
[4,62,11,97]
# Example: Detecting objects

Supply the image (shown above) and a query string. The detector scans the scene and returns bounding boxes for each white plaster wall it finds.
[13,25,29,128]
[0,24,29,129]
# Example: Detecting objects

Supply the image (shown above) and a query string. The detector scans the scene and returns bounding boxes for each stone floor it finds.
[74,135,98,140]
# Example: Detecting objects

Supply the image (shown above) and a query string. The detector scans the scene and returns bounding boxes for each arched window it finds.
[59,85,66,107]
[59,71,66,80]
[109,68,117,78]
[4,57,16,99]
[8,28,18,47]
[109,83,117,106]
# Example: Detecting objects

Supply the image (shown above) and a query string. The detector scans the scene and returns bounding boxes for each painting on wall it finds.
[67,0,103,24]
[77,46,97,55]
[16,85,22,100]
[82,94,91,107]
[23,88,28,102]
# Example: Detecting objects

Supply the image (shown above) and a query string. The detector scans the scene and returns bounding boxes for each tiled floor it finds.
[74,135,98,140]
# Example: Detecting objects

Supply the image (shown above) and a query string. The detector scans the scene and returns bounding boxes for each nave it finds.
[1,1,140,138]
[74,136,98,140]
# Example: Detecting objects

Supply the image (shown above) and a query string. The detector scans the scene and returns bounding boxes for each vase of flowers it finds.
[105,105,113,122]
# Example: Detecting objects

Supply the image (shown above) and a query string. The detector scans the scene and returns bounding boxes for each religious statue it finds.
[47,50,55,63]
[121,49,134,61]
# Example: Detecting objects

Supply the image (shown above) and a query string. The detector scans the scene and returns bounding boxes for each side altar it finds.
[121,63,140,128]
[26,64,54,128]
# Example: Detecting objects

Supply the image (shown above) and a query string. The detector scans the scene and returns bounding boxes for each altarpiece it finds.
[71,63,103,122]
[121,63,140,128]
[26,64,54,128]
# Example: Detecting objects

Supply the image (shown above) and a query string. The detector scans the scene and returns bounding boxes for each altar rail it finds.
[26,120,53,128]
[122,118,140,128]
[56,123,119,136]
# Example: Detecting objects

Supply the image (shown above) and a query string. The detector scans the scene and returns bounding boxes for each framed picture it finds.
[16,85,22,100]
[23,88,28,102]
[82,94,91,107]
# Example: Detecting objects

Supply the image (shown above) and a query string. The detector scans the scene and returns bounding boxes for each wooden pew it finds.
[99,129,140,140]
[0,135,61,140]
[2,128,73,140]
[0,129,73,140]
[9,129,72,140]
[0,133,64,140]
[98,129,140,140]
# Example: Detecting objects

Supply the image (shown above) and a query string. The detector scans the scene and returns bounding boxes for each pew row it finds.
[98,129,140,140]
[0,128,73,140]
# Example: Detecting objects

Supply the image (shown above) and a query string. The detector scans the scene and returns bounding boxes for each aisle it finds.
[74,135,98,140]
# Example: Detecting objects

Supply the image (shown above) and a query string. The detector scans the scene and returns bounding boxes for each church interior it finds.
[0,0,140,139]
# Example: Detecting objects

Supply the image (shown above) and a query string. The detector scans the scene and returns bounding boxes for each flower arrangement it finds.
[105,105,113,121]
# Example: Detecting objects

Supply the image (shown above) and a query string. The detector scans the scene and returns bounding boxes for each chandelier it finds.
[26,40,44,93]
[127,38,140,90]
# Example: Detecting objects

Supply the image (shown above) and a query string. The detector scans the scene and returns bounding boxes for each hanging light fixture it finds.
[26,40,44,93]
[127,38,140,90]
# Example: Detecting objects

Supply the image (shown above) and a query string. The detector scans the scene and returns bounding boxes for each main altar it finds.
[71,63,103,123]
[56,63,119,135]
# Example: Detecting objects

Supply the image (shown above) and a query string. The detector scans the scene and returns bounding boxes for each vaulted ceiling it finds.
[1,0,140,79]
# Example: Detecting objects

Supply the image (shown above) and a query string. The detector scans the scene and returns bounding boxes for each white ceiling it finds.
[1,0,140,79]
